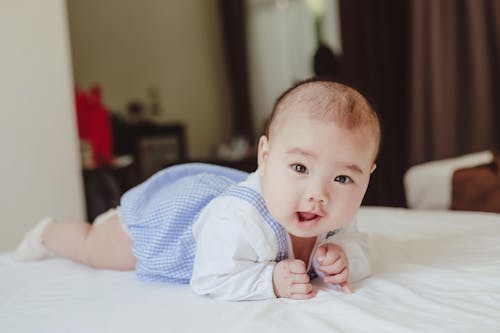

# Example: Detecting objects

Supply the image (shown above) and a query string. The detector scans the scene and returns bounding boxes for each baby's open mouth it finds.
[297,212,319,222]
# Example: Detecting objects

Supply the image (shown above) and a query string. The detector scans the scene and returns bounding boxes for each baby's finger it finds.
[291,273,310,284]
[321,246,341,265]
[290,282,313,295]
[341,282,353,294]
[323,267,349,284]
[288,259,307,274]
[290,289,316,300]
[315,245,327,262]
[318,256,346,275]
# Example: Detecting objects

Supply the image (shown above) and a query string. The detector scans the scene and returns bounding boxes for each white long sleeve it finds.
[190,199,278,301]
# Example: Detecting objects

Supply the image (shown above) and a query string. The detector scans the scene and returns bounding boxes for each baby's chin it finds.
[279,216,345,238]
[281,221,326,238]
[286,229,320,239]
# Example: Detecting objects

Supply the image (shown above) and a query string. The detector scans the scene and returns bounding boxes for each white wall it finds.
[247,0,342,135]
[0,0,85,251]
[66,0,231,159]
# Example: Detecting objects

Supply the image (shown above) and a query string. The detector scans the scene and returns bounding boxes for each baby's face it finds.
[258,111,376,238]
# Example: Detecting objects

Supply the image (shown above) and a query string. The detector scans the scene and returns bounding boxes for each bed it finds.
[1,206,499,332]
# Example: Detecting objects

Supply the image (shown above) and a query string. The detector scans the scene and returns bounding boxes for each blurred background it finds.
[0,0,498,251]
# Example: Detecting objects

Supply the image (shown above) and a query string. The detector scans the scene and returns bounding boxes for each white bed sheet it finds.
[1,207,499,333]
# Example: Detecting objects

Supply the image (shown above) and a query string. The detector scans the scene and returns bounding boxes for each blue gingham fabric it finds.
[120,163,289,284]
[220,186,289,262]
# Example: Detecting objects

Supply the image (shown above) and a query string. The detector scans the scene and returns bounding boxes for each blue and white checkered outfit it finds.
[120,163,289,284]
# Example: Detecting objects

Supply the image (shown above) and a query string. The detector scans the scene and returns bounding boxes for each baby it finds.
[13,79,380,301]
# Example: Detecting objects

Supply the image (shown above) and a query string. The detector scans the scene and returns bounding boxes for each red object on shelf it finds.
[75,86,113,167]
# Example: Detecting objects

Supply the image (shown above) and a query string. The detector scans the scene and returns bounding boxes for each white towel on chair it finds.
[404,151,494,209]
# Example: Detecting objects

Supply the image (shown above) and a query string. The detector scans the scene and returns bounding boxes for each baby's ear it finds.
[370,163,377,174]
[257,136,269,174]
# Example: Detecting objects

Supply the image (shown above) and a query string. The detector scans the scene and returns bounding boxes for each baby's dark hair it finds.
[266,78,382,160]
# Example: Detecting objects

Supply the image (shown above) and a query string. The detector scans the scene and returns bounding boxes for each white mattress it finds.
[1,207,499,332]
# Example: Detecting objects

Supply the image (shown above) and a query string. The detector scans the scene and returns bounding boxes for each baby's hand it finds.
[315,243,350,289]
[272,259,315,299]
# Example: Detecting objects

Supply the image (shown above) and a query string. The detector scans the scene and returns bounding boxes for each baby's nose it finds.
[308,195,328,205]
[307,183,329,205]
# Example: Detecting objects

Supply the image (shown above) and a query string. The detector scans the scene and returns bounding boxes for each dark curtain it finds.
[409,0,500,165]
[339,0,410,206]
[219,0,254,143]
[338,0,499,207]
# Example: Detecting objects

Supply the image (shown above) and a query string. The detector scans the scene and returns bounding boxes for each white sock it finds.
[11,217,55,261]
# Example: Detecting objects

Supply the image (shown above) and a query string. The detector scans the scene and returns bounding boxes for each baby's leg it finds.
[43,212,136,271]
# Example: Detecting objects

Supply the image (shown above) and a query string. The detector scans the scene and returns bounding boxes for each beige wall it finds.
[0,0,85,251]
[67,0,231,159]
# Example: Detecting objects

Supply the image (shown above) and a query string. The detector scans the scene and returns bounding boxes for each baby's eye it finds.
[291,163,308,174]
[334,175,352,184]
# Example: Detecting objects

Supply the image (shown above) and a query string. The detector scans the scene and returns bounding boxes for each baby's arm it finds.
[190,211,277,301]
[314,217,371,285]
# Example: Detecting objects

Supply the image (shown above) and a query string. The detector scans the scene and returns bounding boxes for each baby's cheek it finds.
[270,190,294,211]
[340,195,363,219]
